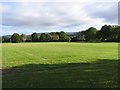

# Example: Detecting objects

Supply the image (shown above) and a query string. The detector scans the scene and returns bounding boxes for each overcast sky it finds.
[0,0,119,35]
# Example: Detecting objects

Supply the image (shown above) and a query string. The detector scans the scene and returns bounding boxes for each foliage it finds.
[84,27,97,41]
[100,25,112,41]
[50,32,59,42]
[2,36,11,42]
[3,25,120,43]
[11,33,21,43]
[76,31,86,41]
[46,34,52,42]
[31,33,38,42]
[39,33,47,42]
[59,31,69,42]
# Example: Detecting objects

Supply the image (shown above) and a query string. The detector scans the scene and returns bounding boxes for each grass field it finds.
[2,42,119,88]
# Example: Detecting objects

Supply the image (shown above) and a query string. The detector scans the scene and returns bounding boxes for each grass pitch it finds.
[2,42,118,88]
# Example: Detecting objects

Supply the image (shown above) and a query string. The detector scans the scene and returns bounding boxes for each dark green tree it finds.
[100,25,112,41]
[59,31,69,42]
[84,27,98,41]
[95,30,102,42]
[46,34,52,42]
[66,36,71,42]
[109,26,120,41]
[31,32,38,42]
[39,33,47,42]
[11,33,21,43]
[2,36,10,42]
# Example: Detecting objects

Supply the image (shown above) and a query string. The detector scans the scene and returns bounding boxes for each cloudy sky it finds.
[0,0,119,35]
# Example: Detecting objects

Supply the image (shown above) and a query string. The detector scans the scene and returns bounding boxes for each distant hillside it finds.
[2,35,11,38]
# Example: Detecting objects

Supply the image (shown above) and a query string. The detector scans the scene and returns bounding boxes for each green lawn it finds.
[2,42,119,88]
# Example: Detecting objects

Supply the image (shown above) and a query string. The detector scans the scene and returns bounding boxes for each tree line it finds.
[3,31,70,43]
[2,24,120,43]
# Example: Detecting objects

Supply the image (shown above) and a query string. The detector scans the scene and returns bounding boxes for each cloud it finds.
[84,2,118,23]
[1,0,119,35]
[1,2,104,27]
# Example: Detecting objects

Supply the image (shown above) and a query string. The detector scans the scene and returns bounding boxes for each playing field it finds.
[2,42,119,88]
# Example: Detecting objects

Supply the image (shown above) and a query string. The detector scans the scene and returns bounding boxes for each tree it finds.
[53,34,59,42]
[109,26,120,41]
[76,31,86,41]
[31,33,38,42]
[96,31,102,40]
[21,34,27,42]
[59,31,69,42]
[46,34,52,42]
[11,33,21,43]
[96,30,102,42]
[84,27,98,41]
[50,32,59,42]
[66,36,71,42]
[100,25,111,41]
[39,33,47,42]
[2,36,11,42]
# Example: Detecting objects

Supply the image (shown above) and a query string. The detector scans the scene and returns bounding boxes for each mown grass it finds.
[2,42,119,88]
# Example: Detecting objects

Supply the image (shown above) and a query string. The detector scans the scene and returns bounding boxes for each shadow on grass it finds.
[2,59,119,88]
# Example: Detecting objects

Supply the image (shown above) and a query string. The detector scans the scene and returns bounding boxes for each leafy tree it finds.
[31,32,38,42]
[66,36,71,42]
[39,33,47,42]
[109,26,120,41]
[95,30,102,42]
[21,34,27,42]
[84,27,98,41]
[55,32,60,36]
[2,36,10,42]
[53,34,59,42]
[77,31,86,41]
[11,33,21,43]
[59,31,69,42]
[96,31,102,40]
[46,34,52,42]
[100,25,111,41]
[50,32,59,42]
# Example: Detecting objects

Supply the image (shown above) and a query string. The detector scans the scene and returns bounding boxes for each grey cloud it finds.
[2,2,89,28]
[2,2,117,31]
[84,2,118,23]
